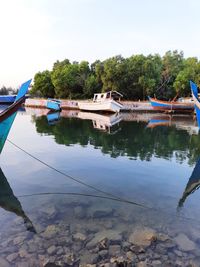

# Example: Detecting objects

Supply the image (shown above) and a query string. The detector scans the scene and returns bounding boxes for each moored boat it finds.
[0,79,31,122]
[46,99,61,111]
[0,95,16,104]
[148,96,194,112]
[78,91,123,113]
[190,81,200,127]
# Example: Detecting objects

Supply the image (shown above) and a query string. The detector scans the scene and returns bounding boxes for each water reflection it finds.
[2,108,200,265]
[47,111,60,125]
[0,109,36,233]
[33,111,200,164]
[0,167,36,232]
[178,158,200,208]
[147,114,199,135]
[77,111,122,133]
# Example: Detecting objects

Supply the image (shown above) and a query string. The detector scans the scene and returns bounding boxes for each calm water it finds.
[0,108,200,266]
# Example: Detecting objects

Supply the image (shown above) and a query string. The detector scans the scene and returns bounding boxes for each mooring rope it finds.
[7,139,200,224]
[7,139,148,209]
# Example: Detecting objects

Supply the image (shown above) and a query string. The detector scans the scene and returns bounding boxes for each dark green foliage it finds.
[31,70,55,98]
[32,50,200,100]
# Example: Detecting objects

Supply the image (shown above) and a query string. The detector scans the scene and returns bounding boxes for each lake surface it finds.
[0,108,200,266]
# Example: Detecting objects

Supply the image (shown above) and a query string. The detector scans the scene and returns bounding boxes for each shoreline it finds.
[25,98,190,113]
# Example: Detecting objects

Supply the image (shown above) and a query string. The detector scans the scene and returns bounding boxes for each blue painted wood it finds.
[148,96,194,110]
[190,81,200,127]
[0,95,16,104]
[46,99,61,111]
[0,112,17,153]
[0,79,31,122]
[15,79,32,101]
[47,112,60,125]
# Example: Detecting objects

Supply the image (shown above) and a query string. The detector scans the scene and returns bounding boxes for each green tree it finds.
[158,50,184,99]
[174,57,200,96]
[31,70,55,97]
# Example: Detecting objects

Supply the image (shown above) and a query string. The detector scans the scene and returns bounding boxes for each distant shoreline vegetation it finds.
[30,50,200,100]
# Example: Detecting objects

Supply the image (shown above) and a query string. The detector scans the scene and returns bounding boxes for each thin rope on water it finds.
[16,192,200,224]
[7,139,200,224]
[7,139,148,209]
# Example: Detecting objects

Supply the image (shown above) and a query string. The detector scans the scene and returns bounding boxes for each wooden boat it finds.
[46,98,61,111]
[190,81,200,127]
[0,112,17,153]
[78,91,123,113]
[148,96,194,112]
[0,95,16,104]
[0,79,31,122]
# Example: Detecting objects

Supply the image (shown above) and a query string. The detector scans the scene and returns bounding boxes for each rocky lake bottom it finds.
[0,194,200,267]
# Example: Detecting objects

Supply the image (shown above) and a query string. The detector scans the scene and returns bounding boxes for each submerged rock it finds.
[88,207,113,218]
[74,206,86,219]
[0,257,10,267]
[129,227,156,247]
[174,233,196,252]
[6,252,18,262]
[73,232,87,242]
[86,230,122,249]
[47,245,57,255]
[42,225,59,239]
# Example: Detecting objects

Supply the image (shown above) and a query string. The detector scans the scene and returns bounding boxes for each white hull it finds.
[78,99,123,113]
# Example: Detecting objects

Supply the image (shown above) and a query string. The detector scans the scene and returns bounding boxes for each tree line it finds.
[0,86,17,95]
[30,50,200,100]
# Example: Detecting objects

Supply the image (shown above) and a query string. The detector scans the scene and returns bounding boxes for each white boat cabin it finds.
[93,91,123,102]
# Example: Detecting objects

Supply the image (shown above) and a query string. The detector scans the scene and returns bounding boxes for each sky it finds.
[0,0,200,87]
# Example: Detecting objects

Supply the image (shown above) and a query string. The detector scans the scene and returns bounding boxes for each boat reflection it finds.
[178,158,200,208]
[0,109,36,232]
[146,114,199,135]
[78,111,122,133]
[0,168,36,232]
[47,111,60,125]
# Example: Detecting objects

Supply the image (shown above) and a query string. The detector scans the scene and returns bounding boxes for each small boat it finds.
[0,79,31,122]
[148,96,194,112]
[0,95,16,104]
[190,81,200,127]
[46,99,61,111]
[78,91,123,113]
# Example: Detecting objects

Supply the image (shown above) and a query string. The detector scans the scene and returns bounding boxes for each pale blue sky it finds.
[0,0,200,87]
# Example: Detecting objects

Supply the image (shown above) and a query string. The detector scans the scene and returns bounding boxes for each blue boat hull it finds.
[0,80,31,122]
[149,97,194,111]
[0,95,16,104]
[46,99,61,111]
[190,81,200,127]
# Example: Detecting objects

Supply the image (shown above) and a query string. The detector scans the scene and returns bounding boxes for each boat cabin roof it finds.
[94,91,123,97]
[93,91,123,102]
